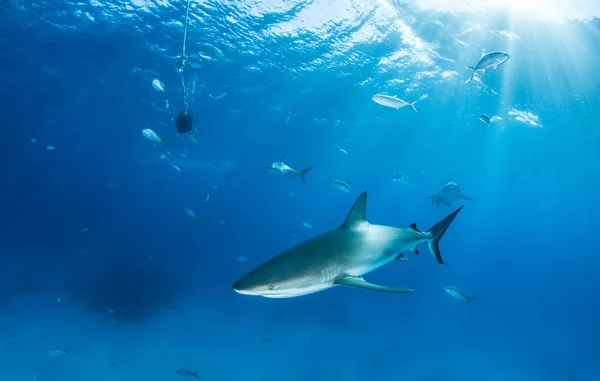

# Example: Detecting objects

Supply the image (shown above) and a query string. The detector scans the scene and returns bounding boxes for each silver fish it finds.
[326,176,351,193]
[467,51,510,82]
[444,286,476,307]
[372,94,418,112]
[264,155,315,183]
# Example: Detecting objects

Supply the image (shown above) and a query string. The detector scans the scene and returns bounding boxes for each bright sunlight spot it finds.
[409,0,600,22]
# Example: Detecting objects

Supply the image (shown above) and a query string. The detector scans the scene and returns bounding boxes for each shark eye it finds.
[267,285,274,291]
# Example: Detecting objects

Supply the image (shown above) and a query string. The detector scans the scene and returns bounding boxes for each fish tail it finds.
[466,296,477,308]
[410,100,418,112]
[300,165,315,184]
[425,205,464,265]
[325,175,331,185]
[160,138,167,147]
[466,66,475,83]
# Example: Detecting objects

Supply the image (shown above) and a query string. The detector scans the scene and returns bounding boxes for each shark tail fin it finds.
[192,372,200,380]
[426,205,464,265]
[300,165,315,183]
[410,100,418,112]
[466,296,476,308]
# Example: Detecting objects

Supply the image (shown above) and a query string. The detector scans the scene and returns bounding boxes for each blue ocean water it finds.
[1,0,600,380]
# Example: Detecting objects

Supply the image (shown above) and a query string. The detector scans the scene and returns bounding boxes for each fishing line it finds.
[177,0,193,110]
[173,0,195,136]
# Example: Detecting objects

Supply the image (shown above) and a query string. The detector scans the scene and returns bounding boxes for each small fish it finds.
[56,297,62,303]
[302,222,313,229]
[326,176,351,193]
[372,94,418,112]
[225,173,232,181]
[264,155,315,183]
[106,308,115,314]
[444,286,477,307]
[288,192,296,197]
[217,218,229,225]
[46,348,71,357]
[237,256,250,262]
[479,114,491,124]
[46,145,56,150]
[287,229,296,236]
[80,228,89,233]
[110,358,117,368]
[164,99,170,109]
[338,147,349,154]
[173,165,182,172]
[176,369,200,379]
[152,79,166,96]
[204,193,210,202]
[209,92,227,100]
[30,138,37,144]
[185,208,198,221]
[467,51,510,82]
[389,172,407,181]
[141,129,166,146]
[79,250,88,255]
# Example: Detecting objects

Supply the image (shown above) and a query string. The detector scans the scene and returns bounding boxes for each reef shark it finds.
[428,181,473,208]
[232,191,463,298]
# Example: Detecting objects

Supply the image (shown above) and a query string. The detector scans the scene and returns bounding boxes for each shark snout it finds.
[232,279,245,293]
[232,277,259,295]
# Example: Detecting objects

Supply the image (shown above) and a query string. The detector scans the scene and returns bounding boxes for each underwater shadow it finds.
[68,264,183,325]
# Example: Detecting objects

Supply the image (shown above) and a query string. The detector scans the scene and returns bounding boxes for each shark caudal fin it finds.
[300,165,315,183]
[426,205,464,265]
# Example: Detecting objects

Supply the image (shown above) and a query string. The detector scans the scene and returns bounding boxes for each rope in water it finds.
[182,0,191,60]
[180,0,192,110]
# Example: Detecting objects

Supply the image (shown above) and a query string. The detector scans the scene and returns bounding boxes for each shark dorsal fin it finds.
[342,191,367,228]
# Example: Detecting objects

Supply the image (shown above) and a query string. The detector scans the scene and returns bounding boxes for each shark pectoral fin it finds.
[459,194,474,201]
[334,276,413,294]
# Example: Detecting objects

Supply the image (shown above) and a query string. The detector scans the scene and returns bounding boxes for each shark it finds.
[264,155,315,183]
[232,191,463,298]
[428,181,473,208]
